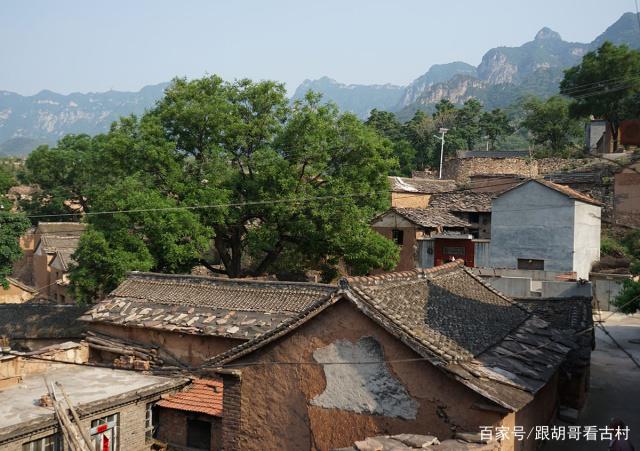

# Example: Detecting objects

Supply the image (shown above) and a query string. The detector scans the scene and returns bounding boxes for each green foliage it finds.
[26,76,400,300]
[610,229,640,314]
[561,42,640,151]
[601,235,627,257]
[520,96,583,154]
[0,165,16,194]
[480,109,514,150]
[0,211,31,288]
[612,278,640,313]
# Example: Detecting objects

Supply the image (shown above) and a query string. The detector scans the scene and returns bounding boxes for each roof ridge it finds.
[125,271,335,290]
[344,261,465,286]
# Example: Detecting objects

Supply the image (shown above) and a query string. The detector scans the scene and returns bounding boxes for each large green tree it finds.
[520,96,583,154]
[0,211,31,288]
[24,76,399,301]
[366,109,414,176]
[561,42,640,152]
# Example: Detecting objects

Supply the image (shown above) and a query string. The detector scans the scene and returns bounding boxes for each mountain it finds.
[0,83,168,155]
[399,62,477,107]
[291,77,404,119]
[295,12,640,120]
[1,13,639,153]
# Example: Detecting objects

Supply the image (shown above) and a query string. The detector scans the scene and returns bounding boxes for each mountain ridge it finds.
[1,13,639,155]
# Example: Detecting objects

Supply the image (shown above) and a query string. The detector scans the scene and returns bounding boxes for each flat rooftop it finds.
[0,364,180,433]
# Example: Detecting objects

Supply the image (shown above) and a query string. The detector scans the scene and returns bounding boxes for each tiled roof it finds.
[388,176,457,193]
[391,208,471,228]
[157,378,223,417]
[0,305,87,339]
[83,272,336,340]
[428,191,493,212]
[36,222,86,235]
[206,262,579,411]
[6,277,37,294]
[499,179,602,206]
[38,235,81,253]
[51,249,76,271]
[536,179,602,206]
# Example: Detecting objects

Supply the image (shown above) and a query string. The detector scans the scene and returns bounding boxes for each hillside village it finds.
[1,6,640,451]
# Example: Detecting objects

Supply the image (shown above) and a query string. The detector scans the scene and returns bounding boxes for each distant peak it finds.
[535,27,562,41]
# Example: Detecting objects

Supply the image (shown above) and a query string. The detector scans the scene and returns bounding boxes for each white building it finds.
[489,179,601,279]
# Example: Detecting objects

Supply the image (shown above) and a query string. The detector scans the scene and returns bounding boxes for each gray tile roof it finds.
[428,191,493,212]
[51,249,76,271]
[206,262,579,411]
[392,208,471,228]
[388,176,457,194]
[0,305,87,339]
[35,222,86,235]
[38,235,81,253]
[83,272,336,340]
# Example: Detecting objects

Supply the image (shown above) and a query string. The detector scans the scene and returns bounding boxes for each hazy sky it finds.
[0,0,636,95]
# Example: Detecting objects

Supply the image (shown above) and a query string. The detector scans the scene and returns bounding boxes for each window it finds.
[468,212,480,223]
[145,403,158,441]
[22,434,61,451]
[517,258,544,270]
[91,413,119,451]
[187,419,211,450]
[392,229,404,245]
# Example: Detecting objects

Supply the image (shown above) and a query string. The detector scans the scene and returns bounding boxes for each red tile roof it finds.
[157,378,223,417]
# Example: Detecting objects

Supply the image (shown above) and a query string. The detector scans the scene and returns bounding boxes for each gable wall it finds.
[490,182,576,274]
[220,299,507,451]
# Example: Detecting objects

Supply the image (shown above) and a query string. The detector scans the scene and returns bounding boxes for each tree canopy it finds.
[520,96,583,154]
[23,76,400,302]
[0,211,30,289]
[561,42,640,151]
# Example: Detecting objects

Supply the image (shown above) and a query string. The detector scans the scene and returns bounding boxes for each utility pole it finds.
[434,128,449,179]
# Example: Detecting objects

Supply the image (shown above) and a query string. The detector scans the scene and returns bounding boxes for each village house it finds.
[373,190,493,271]
[81,272,336,367]
[585,118,640,154]
[613,159,640,227]
[489,179,602,279]
[33,234,82,303]
[0,350,188,451]
[204,261,592,451]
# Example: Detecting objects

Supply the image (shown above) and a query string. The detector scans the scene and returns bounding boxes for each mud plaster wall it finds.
[227,299,507,451]
[90,323,244,366]
[391,192,430,208]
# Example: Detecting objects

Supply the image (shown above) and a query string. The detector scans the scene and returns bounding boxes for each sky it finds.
[0,0,637,96]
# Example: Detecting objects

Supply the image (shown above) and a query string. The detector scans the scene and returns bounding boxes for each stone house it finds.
[0,359,187,451]
[205,261,591,451]
[489,179,602,279]
[82,272,336,367]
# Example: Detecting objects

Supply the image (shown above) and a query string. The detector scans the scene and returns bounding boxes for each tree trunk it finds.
[610,120,620,153]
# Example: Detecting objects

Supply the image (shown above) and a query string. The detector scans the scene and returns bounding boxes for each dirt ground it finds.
[543,312,640,451]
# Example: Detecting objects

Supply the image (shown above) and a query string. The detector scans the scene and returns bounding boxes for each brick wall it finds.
[157,408,187,447]
[221,371,242,451]
[2,391,176,451]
